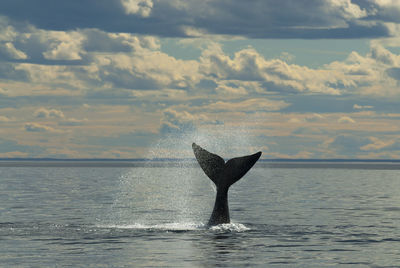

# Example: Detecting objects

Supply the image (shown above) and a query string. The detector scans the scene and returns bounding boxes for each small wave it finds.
[97,222,205,231]
[209,222,250,232]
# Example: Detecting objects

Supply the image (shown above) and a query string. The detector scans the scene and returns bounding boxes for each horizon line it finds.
[1,158,400,162]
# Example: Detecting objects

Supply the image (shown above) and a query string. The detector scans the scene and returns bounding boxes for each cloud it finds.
[367,0,400,23]
[0,0,394,39]
[215,82,248,97]
[206,98,290,112]
[288,113,325,124]
[0,62,29,81]
[200,44,344,95]
[121,0,153,17]
[24,122,57,132]
[1,42,27,59]
[386,67,400,81]
[159,109,199,135]
[326,43,400,96]
[0,87,8,96]
[42,31,84,60]
[0,115,11,122]
[58,118,88,126]
[306,113,325,122]
[360,137,395,151]
[34,108,64,118]
[353,104,374,109]
[338,116,356,123]
[1,22,399,99]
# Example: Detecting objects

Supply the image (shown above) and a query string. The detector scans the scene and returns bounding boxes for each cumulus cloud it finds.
[84,45,200,90]
[121,0,153,17]
[326,43,400,96]
[0,20,399,99]
[200,44,344,95]
[34,108,64,119]
[0,2,400,159]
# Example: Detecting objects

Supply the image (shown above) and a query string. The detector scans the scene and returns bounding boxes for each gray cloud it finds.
[159,109,197,135]
[386,68,400,81]
[0,62,29,81]
[0,0,394,39]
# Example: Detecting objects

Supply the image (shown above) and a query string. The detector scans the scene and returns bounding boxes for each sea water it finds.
[0,161,400,267]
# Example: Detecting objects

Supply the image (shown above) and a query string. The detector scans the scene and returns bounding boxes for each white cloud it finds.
[59,118,88,126]
[1,24,399,100]
[121,0,153,17]
[215,82,248,97]
[0,20,17,42]
[338,116,356,123]
[42,31,85,60]
[24,122,57,132]
[206,98,290,112]
[34,108,65,119]
[326,43,400,96]
[2,42,27,59]
[328,0,368,20]
[353,104,374,109]
[200,44,342,95]
[288,113,325,124]
[306,113,325,122]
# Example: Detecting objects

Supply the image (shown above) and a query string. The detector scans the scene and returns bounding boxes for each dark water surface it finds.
[1,162,399,267]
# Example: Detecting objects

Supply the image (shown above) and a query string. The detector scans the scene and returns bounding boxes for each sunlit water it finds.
[1,162,400,267]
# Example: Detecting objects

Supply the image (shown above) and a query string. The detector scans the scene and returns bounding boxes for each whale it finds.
[192,143,262,226]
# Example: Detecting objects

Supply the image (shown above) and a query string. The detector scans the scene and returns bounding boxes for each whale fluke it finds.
[192,143,262,226]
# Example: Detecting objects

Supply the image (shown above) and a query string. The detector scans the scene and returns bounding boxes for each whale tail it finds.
[192,143,262,191]
[192,143,262,225]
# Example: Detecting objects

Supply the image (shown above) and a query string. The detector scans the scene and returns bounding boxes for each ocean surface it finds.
[1,160,400,267]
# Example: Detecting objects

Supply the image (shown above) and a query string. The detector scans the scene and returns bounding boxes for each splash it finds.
[103,124,261,229]
[97,222,250,232]
[97,222,205,231]
[209,222,251,232]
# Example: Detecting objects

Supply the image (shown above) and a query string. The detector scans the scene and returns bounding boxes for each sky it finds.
[1,0,400,159]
